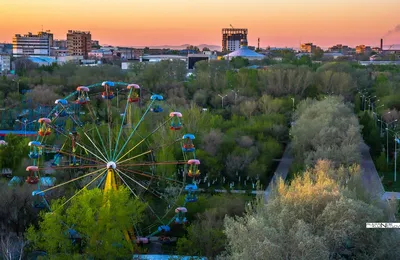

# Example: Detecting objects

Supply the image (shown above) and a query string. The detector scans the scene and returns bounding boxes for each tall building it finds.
[356,45,372,54]
[12,31,53,57]
[53,39,67,49]
[222,28,248,52]
[0,55,11,73]
[328,44,352,55]
[300,43,317,53]
[67,30,92,58]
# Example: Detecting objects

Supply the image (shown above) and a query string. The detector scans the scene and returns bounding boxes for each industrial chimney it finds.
[381,38,383,51]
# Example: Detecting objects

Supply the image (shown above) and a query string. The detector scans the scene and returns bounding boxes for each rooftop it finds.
[224,45,264,60]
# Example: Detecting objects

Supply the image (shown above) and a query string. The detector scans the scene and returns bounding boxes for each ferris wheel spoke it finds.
[86,103,111,160]
[83,132,108,162]
[117,150,153,165]
[119,161,187,167]
[112,88,133,159]
[117,171,165,226]
[116,170,139,198]
[36,167,106,195]
[114,99,156,160]
[38,164,104,171]
[56,149,106,165]
[116,169,154,193]
[119,167,184,185]
[55,169,107,211]
[116,117,172,163]
[47,124,107,163]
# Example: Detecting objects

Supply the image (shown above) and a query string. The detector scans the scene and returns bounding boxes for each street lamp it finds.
[365,95,376,112]
[380,119,399,164]
[377,111,391,137]
[291,98,295,112]
[15,119,37,136]
[218,94,228,108]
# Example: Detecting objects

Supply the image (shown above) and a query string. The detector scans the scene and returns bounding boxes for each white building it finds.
[140,55,187,62]
[13,31,53,57]
[0,55,11,72]
[88,49,113,59]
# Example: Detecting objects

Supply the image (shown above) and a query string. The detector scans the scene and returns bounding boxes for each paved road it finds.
[359,142,385,198]
[264,144,293,202]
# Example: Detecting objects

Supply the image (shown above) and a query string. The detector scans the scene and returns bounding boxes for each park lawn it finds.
[379,171,400,192]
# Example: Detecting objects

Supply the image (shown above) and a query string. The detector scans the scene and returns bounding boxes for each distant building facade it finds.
[67,30,92,58]
[356,45,372,54]
[0,55,11,72]
[300,43,316,53]
[222,28,248,52]
[328,44,352,54]
[0,44,13,55]
[53,39,67,49]
[12,31,53,56]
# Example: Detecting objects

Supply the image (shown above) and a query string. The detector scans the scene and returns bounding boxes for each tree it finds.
[230,57,249,69]
[202,47,210,52]
[0,183,37,236]
[239,100,257,119]
[291,96,362,166]
[177,195,246,258]
[0,134,29,172]
[26,85,62,106]
[312,47,324,60]
[223,160,400,260]
[26,187,146,259]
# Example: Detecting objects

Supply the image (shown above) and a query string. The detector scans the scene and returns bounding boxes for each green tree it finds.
[223,160,400,260]
[291,96,361,166]
[177,195,246,258]
[0,134,29,172]
[26,187,146,259]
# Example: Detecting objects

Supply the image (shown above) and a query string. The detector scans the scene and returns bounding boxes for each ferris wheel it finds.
[26,81,201,244]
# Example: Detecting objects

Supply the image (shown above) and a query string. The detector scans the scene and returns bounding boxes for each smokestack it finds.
[381,38,383,50]
[258,38,260,50]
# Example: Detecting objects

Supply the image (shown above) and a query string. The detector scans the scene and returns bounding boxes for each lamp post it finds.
[381,119,398,164]
[291,98,295,112]
[15,119,37,136]
[231,90,239,105]
[116,88,119,109]
[395,134,399,182]
[365,95,376,112]
[377,111,391,137]
[218,94,228,108]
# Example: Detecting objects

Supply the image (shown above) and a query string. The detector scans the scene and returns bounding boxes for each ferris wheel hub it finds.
[107,161,117,170]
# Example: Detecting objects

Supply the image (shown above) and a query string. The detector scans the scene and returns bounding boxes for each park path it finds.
[359,142,400,202]
[359,142,385,198]
[264,144,293,202]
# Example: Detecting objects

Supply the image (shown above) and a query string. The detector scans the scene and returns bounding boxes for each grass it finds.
[379,171,400,192]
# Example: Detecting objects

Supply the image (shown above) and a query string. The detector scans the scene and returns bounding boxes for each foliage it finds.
[0,182,37,235]
[0,134,29,171]
[26,187,146,259]
[223,160,400,260]
[176,195,247,258]
[291,96,361,166]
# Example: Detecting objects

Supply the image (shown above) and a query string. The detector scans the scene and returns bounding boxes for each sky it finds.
[0,0,399,48]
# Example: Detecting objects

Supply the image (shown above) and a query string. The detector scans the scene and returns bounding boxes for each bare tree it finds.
[26,85,62,106]
[239,100,258,119]
[0,233,25,260]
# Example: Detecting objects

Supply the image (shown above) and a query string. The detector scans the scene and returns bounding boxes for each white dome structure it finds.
[224,39,265,60]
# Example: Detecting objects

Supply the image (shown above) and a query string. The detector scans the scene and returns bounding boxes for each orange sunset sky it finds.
[0,0,399,48]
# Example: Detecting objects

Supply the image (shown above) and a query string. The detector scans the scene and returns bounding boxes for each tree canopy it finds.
[26,187,146,259]
[223,160,400,260]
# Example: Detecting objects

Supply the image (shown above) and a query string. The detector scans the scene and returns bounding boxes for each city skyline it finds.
[0,0,399,48]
